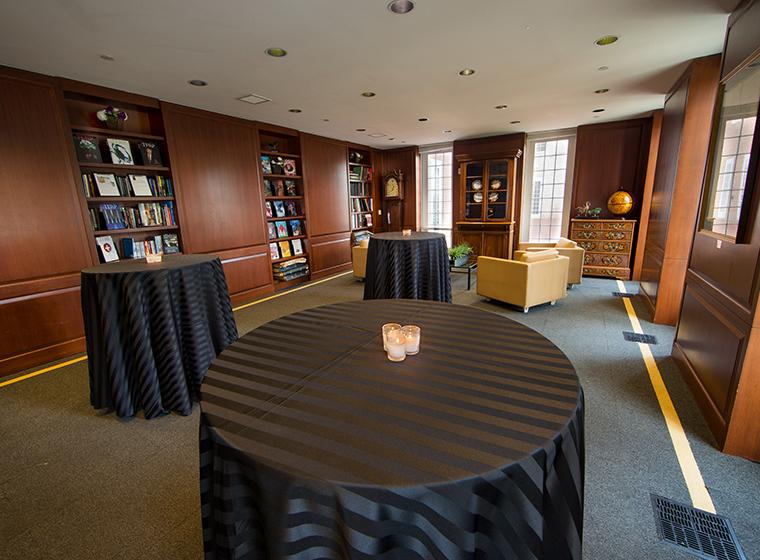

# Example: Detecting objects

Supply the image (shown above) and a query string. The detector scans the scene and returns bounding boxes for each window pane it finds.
[527,138,572,242]
[422,150,453,242]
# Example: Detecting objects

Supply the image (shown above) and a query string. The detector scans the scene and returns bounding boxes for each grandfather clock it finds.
[382,170,404,232]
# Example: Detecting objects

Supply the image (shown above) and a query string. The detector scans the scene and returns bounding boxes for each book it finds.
[107,138,134,165]
[285,180,297,196]
[278,240,292,258]
[267,223,277,239]
[138,142,162,166]
[286,201,298,217]
[129,175,153,196]
[271,156,285,175]
[121,237,136,259]
[289,219,302,237]
[275,221,289,238]
[269,242,280,260]
[265,201,273,218]
[273,200,286,217]
[93,173,120,196]
[163,233,180,253]
[153,235,164,254]
[283,159,297,176]
[291,238,303,255]
[261,155,272,175]
[273,179,285,197]
[73,134,102,162]
[263,180,275,197]
[96,236,119,262]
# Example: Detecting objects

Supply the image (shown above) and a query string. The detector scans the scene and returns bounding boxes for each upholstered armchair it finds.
[352,239,369,280]
[477,250,570,312]
[517,238,584,286]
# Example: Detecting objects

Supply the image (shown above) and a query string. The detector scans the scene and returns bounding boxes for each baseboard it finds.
[230,284,275,307]
[0,337,86,378]
[671,340,727,447]
[311,263,352,280]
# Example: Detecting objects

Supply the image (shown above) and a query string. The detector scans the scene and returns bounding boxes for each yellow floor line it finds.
[1,271,353,388]
[616,279,715,513]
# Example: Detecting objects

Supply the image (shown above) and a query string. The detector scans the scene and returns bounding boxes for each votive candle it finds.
[382,323,402,351]
[402,325,421,355]
[386,331,407,362]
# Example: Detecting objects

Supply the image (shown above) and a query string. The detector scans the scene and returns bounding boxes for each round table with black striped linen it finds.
[363,232,452,303]
[81,254,237,419]
[200,299,584,559]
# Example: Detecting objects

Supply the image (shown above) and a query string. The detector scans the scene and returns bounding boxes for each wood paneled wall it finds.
[162,103,273,303]
[302,134,352,278]
[0,67,94,376]
[673,0,760,461]
[640,55,721,325]
[375,147,419,231]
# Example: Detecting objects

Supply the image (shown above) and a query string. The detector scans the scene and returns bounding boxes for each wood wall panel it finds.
[162,103,267,255]
[377,147,419,231]
[310,232,353,279]
[302,134,350,237]
[633,110,663,280]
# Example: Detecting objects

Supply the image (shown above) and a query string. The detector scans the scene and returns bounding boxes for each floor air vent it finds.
[623,331,657,344]
[651,494,746,560]
[612,291,636,298]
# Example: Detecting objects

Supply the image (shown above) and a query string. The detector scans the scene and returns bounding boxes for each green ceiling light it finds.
[459,68,475,76]
[595,35,618,46]
[265,47,288,57]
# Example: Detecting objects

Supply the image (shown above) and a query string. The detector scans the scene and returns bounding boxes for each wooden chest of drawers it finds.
[570,219,636,280]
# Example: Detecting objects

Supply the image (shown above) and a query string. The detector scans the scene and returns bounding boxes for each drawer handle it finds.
[578,231,597,239]
[602,255,622,266]
[603,242,625,252]
[578,241,596,251]
[582,223,594,229]
[605,232,626,240]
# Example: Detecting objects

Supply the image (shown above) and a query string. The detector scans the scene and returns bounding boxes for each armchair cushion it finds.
[517,249,559,263]
[556,237,577,248]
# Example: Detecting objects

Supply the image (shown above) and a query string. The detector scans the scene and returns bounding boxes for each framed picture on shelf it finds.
[73,134,102,163]
[106,138,134,165]
[93,173,120,196]
[265,201,273,218]
[286,201,298,216]
[271,156,285,175]
[273,200,286,217]
[267,222,277,239]
[163,233,180,253]
[129,174,153,196]
[291,238,303,255]
[365,213,373,227]
[273,179,285,197]
[289,219,302,236]
[278,240,292,258]
[261,155,272,175]
[275,220,289,238]
[96,236,119,262]
[138,142,162,166]
[269,242,280,260]
[263,180,274,197]
[283,159,297,176]
[285,180,297,196]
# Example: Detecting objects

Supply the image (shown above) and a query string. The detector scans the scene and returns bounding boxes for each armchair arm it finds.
[476,256,529,304]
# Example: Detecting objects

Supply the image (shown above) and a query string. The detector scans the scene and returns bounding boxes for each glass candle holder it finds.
[382,323,402,351]
[386,331,407,362]
[402,228,412,237]
[402,325,421,355]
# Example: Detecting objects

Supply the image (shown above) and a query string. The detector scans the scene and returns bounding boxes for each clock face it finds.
[386,177,399,197]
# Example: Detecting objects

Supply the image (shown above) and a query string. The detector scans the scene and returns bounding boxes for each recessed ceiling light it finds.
[443,130,453,133]
[598,65,609,71]
[388,137,395,140]
[387,0,414,14]
[356,128,366,132]
[401,140,406,143]
[265,47,287,57]
[510,120,521,124]
[323,118,330,122]
[237,93,271,105]
[99,54,115,61]
[592,108,605,113]
[459,68,475,76]
[361,92,376,97]
[289,108,302,113]
[418,117,428,122]
[494,105,508,110]
[594,88,610,94]
[595,35,618,46]
[188,79,207,86]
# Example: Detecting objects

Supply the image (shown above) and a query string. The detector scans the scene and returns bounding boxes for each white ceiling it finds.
[0,0,737,148]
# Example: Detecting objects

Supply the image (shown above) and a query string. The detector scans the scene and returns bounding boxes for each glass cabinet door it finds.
[464,161,484,219]
[486,159,509,220]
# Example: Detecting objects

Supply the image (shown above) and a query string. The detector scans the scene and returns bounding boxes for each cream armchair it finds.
[352,240,369,280]
[518,238,584,286]
[477,251,569,313]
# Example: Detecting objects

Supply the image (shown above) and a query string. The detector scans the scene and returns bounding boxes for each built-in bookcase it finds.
[258,127,310,288]
[62,83,182,262]
[347,148,374,232]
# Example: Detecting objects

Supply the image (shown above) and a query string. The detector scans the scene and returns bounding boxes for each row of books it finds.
[82,172,173,198]
[265,200,300,218]
[74,134,163,166]
[268,220,303,240]
[349,165,372,182]
[94,202,176,231]
[349,181,372,196]
[351,198,372,213]
[264,178,298,197]
[95,233,180,263]
[269,239,304,260]
[351,213,373,230]
[272,257,309,281]
[261,155,298,176]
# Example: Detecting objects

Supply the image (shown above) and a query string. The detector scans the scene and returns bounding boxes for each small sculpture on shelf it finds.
[349,151,364,164]
[575,201,602,219]
[96,106,128,130]
[266,141,280,152]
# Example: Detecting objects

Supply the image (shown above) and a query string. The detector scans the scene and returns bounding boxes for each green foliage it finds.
[448,243,473,260]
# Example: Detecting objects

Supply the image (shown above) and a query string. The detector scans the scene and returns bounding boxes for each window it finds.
[521,132,576,243]
[702,61,759,239]
[421,147,453,244]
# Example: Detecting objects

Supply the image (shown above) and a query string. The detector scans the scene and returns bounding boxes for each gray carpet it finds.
[1,271,758,559]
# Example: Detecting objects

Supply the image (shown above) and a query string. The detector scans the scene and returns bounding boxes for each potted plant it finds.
[96,106,128,130]
[449,243,473,267]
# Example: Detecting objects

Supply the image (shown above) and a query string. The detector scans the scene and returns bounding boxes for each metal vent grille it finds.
[651,494,745,560]
[237,93,272,105]
[612,291,636,298]
[623,331,657,344]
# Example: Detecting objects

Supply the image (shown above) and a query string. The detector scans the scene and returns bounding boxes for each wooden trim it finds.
[633,110,663,280]
[455,148,522,162]
[723,324,760,460]
[230,284,275,307]
[255,121,301,136]
[57,78,160,109]
[0,337,86,378]
[0,273,81,301]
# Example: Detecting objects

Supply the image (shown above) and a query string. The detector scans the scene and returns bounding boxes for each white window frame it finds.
[520,129,577,243]
[420,142,454,243]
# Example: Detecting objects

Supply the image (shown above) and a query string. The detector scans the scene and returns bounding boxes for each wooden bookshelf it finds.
[347,147,375,232]
[63,83,183,261]
[258,126,310,288]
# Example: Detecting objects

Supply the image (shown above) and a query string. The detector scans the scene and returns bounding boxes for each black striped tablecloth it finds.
[81,254,238,419]
[363,232,452,303]
[200,299,583,559]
